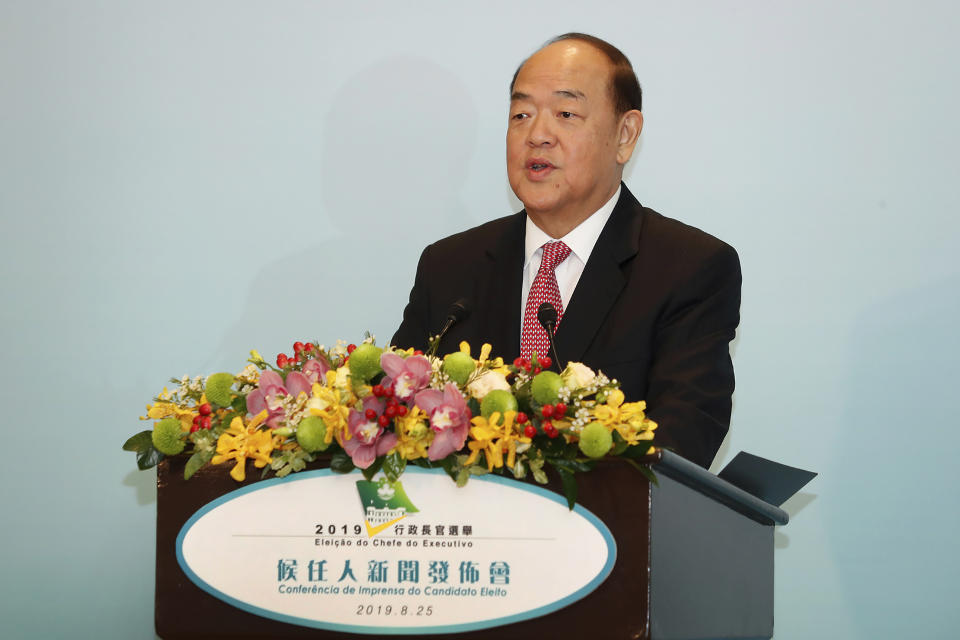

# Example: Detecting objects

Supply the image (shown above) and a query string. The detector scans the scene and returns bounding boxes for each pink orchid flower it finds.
[380,352,432,401]
[343,396,398,469]
[414,383,470,461]
[302,357,332,385]
[246,370,311,428]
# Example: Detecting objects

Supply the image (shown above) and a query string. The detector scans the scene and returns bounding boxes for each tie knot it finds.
[540,241,571,269]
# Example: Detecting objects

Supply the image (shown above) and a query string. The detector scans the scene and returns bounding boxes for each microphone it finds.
[536,302,564,372]
[429,298,471,355]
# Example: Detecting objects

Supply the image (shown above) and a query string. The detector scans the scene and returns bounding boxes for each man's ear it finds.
[616,110,643,165]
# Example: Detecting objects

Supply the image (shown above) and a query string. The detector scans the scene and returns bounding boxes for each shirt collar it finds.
[523,184,622,267]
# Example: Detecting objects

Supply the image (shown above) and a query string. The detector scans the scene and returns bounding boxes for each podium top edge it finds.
[651,449,790,526]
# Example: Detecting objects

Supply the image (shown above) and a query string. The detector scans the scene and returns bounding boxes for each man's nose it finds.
[527,114,555,147]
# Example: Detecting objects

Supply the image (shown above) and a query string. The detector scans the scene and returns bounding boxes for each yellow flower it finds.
[142,393,208,431]
[590,390,657,445]
[465,411,530,471]
[211,410,274,482]
[458,341,510,376]
[392,407,434,460]
[307,378,352,445]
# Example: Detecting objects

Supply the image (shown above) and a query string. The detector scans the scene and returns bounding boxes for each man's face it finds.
[507,41,625,227]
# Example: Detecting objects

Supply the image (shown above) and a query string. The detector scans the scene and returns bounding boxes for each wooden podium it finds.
[156,449,788,639]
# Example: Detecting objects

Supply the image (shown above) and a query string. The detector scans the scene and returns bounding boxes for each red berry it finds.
[384,385,394,398]
[190,424,200,433]
[293,341,304,353]
[541,405,554,418]
[192,415,200,425]
[540,356,552,369]
[347,343,357,354]
[378,415,390,427]
[198,403,212,416]
[413,349,423,355]
[201,416,212,429]
[513,357,524,368]
[276,354,288,368]
[372,384,384,397]
[365,408,377,420]
[385,405,397,418]
[548,428,559,439]
[524,424,537,438]
[397,405,408,416]
[304,343,314,352]
[533,367,542,374]
[516,412,528,424]
[554,402,567,416]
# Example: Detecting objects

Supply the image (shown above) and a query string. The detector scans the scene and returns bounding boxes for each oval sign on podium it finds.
[177,467,616,634]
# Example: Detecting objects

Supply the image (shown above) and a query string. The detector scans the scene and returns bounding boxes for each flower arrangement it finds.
[124,338,657,507]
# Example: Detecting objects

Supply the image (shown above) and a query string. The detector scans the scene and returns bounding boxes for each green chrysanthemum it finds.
[297,416,329,452]
[480,389,519,418]
[205,372,235,407]
[442,351,475,385]
[152,418,185,455]
[578,422,613,459]
[349,344,383,382]
[530,371,563,405]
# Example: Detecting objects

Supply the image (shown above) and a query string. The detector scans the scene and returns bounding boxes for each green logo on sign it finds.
[355,477,419,537]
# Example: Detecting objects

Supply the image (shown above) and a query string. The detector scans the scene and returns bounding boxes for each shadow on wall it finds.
[827,275,960,638]
[211,56,478,363]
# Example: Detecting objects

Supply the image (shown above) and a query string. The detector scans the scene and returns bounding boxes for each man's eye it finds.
[511,112,529,120]
[559,111,575,119]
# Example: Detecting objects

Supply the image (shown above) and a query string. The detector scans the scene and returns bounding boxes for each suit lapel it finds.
[554,186,645,363]
[481,212,525,359]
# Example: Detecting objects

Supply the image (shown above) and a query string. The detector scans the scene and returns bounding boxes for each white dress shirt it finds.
[520,185,622,327]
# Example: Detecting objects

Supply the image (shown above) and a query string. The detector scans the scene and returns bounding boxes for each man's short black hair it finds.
[510,33,642,115]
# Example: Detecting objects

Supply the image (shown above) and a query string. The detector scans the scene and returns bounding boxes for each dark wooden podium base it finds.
[156,454,775,639]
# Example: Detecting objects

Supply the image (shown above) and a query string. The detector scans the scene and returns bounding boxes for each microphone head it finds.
[448,298,471,322]
[537,302,558,329]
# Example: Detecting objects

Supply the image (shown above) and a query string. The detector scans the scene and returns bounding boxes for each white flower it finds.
[561,362,596,389]
[466,370,510,399]
[334,366,351,390]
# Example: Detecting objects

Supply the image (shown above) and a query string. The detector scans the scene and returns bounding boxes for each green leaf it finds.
[330,452,356,474]
[624,459,659,486]
[362,456,385,481]
[466,397,481,417]
[511,459,527,479]
[231,395,247,415]
[439,456,460,481]
[549,457,593,474]
[382,452,407,483]
[620,442,656,459]
[123,430,153,452]
[184,450,214,480]
[468,464,489,476]
[136,445,164,470]
[455,468,471,487]
[532,466,548,484]
[557,467,578,510]
[542,436,568,457]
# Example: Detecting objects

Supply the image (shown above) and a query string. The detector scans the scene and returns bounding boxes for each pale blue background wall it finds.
[1,1,957,638]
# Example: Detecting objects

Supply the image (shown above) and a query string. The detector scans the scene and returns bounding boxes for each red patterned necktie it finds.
[521,241,572,360]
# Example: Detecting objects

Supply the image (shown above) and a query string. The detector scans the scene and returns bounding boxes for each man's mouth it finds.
[526,159,554,172]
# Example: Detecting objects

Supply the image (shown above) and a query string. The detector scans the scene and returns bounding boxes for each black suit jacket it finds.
[392,185,741,467]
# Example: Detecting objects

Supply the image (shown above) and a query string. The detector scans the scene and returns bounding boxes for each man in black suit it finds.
[392,34,740,468]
